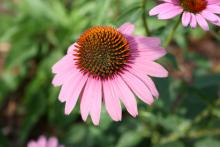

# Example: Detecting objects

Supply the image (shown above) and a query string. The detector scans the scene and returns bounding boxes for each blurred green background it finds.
[0,0,220,147]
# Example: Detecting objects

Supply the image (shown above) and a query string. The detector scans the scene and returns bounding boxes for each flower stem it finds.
[163,17,181,48]
[142,0,151,36]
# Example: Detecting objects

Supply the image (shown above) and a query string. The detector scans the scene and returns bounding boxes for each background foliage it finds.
[0,0,220,147]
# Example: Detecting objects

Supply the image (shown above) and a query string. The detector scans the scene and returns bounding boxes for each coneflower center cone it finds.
[75,26,130,79]
[180,0,207,13]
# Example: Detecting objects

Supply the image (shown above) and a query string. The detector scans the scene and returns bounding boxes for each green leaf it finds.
[193,74,220,88]
[195,138,220,147]
[158,115,190,133]
[117,2,141,25]
[93,0,112,25]
[116,129,145,147]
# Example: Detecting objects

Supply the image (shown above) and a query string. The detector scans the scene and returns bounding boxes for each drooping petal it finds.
[129,66,159,97]
[64,75,88,115]
[134,47,167,61]
[133,36,161,47]
[201,10,219,22]
[133,60,168,78]
[52,55,75,74]
[122,71,154,105]
[80,78,95,121]
[190,14,197,28]
[90,80,102,125]
[58,70,82,102]
[182,12,191,27]
[149,3,177,16]
[118,23,135,35]
[206,5,220,14]
[114,76,138,117]
[196,14,209,30]
[158,6,183,19]
[80,78,102,124]
[207,0,220,5]
[103,80,121,121]
[211,17,220,26]
[52,68,75,86]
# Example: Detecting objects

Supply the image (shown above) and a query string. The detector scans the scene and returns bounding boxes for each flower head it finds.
[27,136,63,147]
[52,23,168,125]
[149,0,220,30]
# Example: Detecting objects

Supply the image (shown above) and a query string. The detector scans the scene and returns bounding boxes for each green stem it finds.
[188,128,220,138]
[160,128,220,144]
[163,17,181,48]
[142,0,151,36]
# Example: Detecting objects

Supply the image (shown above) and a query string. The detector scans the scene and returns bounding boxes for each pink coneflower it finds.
[149,0,220,30]
[52,23,168,125]
[27,136,64,147]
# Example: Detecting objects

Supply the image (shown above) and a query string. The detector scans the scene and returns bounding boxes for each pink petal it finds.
[52,68,75,87]
[161,0,179,4]
[80,78,102,123]
[118,23,135,35]
[206,5,220,14]
[135,47,167,61]
[182,12,191,27]
[64,75,88,115]
[129,66,159,97]
[80,78,94,121]
[158,6,183,19]
[133,61,168,78]
[27,141,38,147]
[103,80,121,121]
[201,10,219,22]
[149,3,176,16]
[127,36,162,53]
[38,136,47,147]
[196,14,209,31]
[58,70,82,102]
[208,0,220,4]
[47,137,58,147]
[122,71,154,105]
[133,36,161,47]
[190,14,197,28]
[212,17,220,26]
[67,43,77,55]
[52,55,75,74]
[90,80,102,125]
[114,76,138,117]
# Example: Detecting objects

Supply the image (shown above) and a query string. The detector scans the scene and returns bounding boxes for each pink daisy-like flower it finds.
[27,136,64,147]
[52,23,168,125]
[149,0,220,30]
